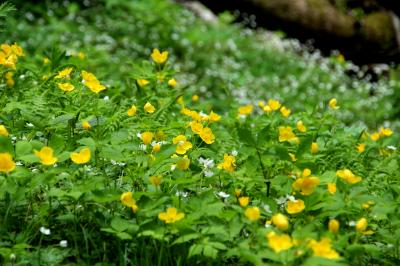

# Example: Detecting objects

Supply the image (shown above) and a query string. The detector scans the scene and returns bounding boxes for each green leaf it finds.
[0,136,13,153]
[16,141,32,157]
[172,233,201,245]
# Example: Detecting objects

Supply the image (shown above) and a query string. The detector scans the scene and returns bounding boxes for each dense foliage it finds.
[1,0,400,265]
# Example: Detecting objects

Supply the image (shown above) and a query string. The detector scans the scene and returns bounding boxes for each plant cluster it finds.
[0,42,399,265]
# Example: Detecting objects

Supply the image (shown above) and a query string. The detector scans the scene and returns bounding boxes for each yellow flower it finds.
[177,96,184,106]
[137,79,150,88]
[296,121,306,132]
[271,213,289,230]
[55,67,73,79]
[82,121,91,130]
[328,98,339,109]
[152,143,161,153]
[292,175,320,195]
[158,207,184,223]
[208,111,221,123]
[70,147,91,164]
[311,142,318,153]
[258,101,266,108]
[176,155,190,170]
[234,188,241,197]
[239,196,249,207]
[141,132,154,145]
[120,192,138,213]
[77,52,86,60]
[199,127,215,144]
[168,78,177,87]
[151,48,168,64]
[0,125,9,137]
[144,102,156,113]
[238,104,253,116]
[266,232,293,253]
[379,127,393,137]
[355,217,368,232]
[286,199,305,214]
[149,176,162,186]
[337,54,345,63]
[57,82,75,92]
[189,121,203,134]
[263,105,272,113]
[34,146,57,166]
[6,73,14,87]
[280,106,291,117]
[370,132,380,141]
[268,99,281,110]
[0,152,16,173]
[327,183,337,195]
[81,70,106,94]
[127,105,137,117]
[43,57,50,64]
[328,219,339,233]
[191,94,199,102]
[289,153,297,162]
[244,206,260,221]
[278,126,299,143]
[357,143,365,153]
[309,238,340,259]
[173,135,193,154]
[336,169,362,184]
[217,153,236,172]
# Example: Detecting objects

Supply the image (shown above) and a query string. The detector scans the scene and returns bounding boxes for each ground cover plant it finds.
[1,1,400,265]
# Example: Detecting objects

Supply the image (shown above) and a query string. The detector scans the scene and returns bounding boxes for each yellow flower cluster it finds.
[181,108,219,144]
[292,169,320,195]
[0,43,24,69]
[370,127,393,141]
[217,153,236,172]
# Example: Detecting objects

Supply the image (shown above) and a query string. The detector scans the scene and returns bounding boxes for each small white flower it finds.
[139,144,147,151]
[276,196,287,205]
[387,145,397,150]
[231,150,238,156]
[175,191,189,198]
[59,240,68,248]
[262,204,271,213]
[111,160,117,165]
[40,226,51,235]
[265,223,272,228]
[217,191,230,198]
[204,170,214,177]
[136,132,142,138]
[103,96,110,101]
[349,221,356,227]
[171,164,176,171]
[287,195,296,202]
[26,122,34,128]
[16,161,23,166]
